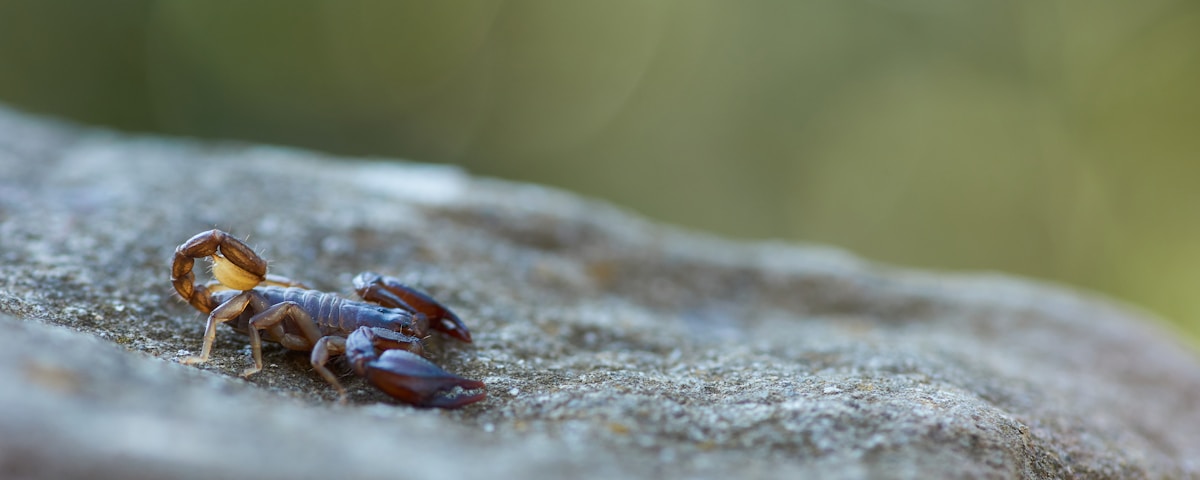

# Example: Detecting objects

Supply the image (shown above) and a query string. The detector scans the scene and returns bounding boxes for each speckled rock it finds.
[0,105,1198,479]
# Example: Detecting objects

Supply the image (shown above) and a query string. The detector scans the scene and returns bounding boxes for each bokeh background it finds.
[2,1,1198,344]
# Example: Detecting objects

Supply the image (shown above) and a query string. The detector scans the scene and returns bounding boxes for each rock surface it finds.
[0,104,1198,479]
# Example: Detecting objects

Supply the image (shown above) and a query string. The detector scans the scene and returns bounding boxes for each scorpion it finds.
[170,229,486,408]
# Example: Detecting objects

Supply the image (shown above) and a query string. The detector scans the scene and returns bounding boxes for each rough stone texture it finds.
[1,104,1198,479]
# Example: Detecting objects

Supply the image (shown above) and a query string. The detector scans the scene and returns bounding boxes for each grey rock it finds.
[0,104,1197,479]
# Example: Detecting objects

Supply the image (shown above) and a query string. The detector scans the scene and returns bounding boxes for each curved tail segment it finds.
[345,327,486,408]
[171,229,268,313]
[353,272,473,343]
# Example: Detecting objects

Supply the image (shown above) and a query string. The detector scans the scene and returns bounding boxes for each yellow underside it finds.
[210,254,264,291]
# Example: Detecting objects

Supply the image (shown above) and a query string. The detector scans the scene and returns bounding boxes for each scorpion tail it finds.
[361,349,487,408]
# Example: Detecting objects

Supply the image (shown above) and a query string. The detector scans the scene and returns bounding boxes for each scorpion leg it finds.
[310,336,349,400]
[311,328,425,403]
[344,326,486,408]
[182,290,261,365]
[353,272,472,343]
[241,301,324,377]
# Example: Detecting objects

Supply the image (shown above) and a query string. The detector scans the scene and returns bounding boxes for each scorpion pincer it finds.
[170,229,486,408]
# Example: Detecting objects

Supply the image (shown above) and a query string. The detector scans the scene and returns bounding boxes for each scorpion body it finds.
[209,286,428,342]
[171,229,486,408]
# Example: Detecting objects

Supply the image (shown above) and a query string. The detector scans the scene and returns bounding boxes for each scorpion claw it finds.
[361,350,487,408]
[424,309,472,344]
[354,272,473,343]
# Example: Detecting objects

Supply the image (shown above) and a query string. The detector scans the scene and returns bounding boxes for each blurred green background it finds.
[2,1,1198,343]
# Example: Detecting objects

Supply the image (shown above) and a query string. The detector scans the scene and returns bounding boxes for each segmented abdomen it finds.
[256,286,413,336]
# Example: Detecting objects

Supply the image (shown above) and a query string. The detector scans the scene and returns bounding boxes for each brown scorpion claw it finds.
[345,326,485,408]
[353,272,473,343]
[361,350,487,408]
